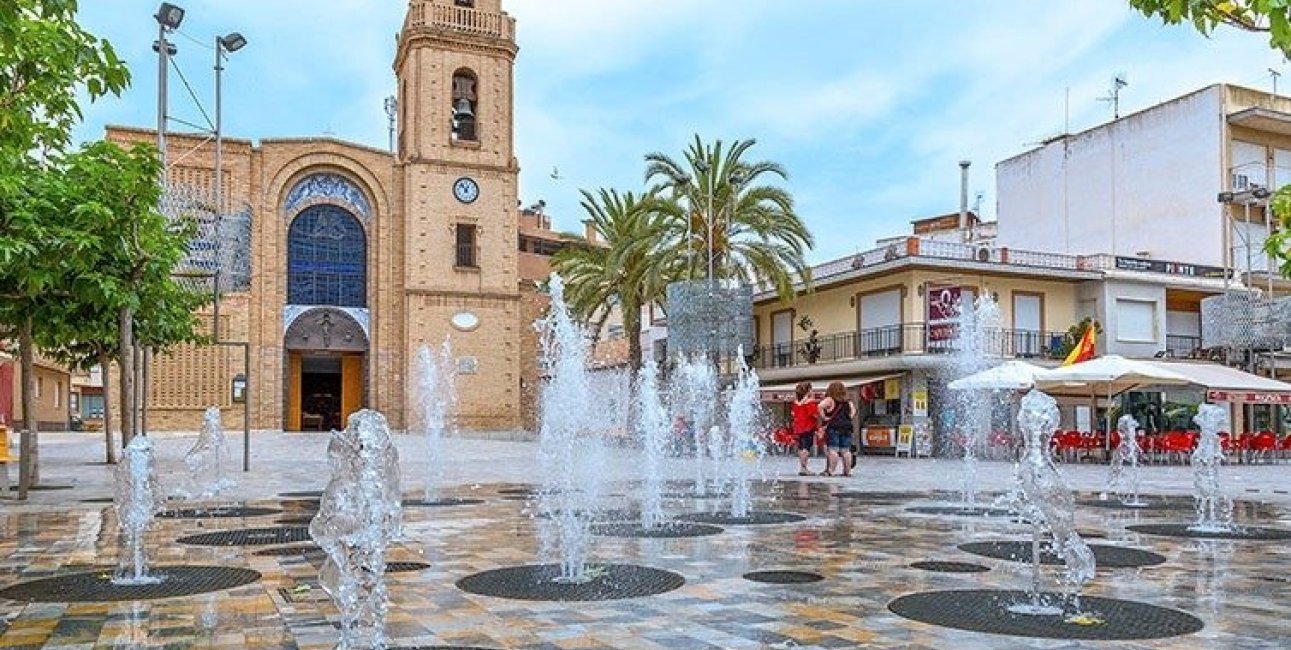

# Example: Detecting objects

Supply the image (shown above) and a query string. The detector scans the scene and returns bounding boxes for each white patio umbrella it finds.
[948,360,1051,391]
[1033,355,1193,449]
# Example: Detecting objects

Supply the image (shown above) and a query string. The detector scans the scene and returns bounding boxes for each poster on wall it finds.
[927,286,962,343]
[912,389,928,417]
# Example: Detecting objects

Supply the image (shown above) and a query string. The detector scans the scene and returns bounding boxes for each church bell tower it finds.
[393,0,520,430]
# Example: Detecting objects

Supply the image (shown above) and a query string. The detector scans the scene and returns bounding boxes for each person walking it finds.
[819,381,857,477]
[789,382,820,476]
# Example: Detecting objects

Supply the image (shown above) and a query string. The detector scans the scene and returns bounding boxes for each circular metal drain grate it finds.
[499,495,532,502]
[456,563,684,601]
[178,526,311,547]
[404,498,486,507]
[386,561,431,573]
[906,505,1017,518]
[275,515,316,526]
[278,490,324,498]
[677,511,806,526]
[910,561,991,573]
[589,522,724,538]
[958,541,1166,568]
[279,498,320,510]
[80,497,115,504]
[743,570,824,584]
[251,545,321,557]
[390,647,507,650]
[1126,523,1291,541]
[534,509,638,522]
[662,491,727,500]
[497,487,539,496]
[6,484,74,491]
[888,589,1203,640]
[157,507,282,519]
[0,565,261,603]
[1079,499,1191,511]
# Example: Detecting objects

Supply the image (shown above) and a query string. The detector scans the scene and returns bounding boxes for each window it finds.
[454,0,474,6]
[287,205,367,307]
[54,381,61,408]
[456,224,478,268]
[36,377,43,398]
[858,288,902,355]
[451,69,478,143]
[771,310,794,367]
[1012,292,1044,357]
[1116,298,1158,343]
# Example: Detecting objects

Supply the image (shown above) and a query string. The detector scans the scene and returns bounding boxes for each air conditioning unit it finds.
[975,246,993,263]
[1232,174,1251,191]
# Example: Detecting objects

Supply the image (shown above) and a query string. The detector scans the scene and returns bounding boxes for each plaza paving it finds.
[1,430,1289,649]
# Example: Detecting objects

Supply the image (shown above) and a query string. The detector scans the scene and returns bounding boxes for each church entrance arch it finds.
[283,308,368,432]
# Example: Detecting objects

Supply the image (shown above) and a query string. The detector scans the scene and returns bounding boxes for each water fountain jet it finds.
[309,409,403,650]
[113,435,164,585]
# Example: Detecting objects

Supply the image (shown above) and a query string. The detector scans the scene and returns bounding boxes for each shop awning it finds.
[759,373,904,402]
[1148,360,1291,404]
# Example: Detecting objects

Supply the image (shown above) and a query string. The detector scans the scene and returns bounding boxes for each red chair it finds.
[1052,431,1083,463]
[1234,432,1257,464]
[1250,431,1277,464]
[1280,434,1291,461]
[1159,431,1193,465]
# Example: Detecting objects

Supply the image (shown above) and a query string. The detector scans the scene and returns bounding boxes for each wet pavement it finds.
[1,431,1290,649]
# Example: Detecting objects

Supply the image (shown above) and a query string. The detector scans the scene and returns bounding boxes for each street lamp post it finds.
[212,31,246,342]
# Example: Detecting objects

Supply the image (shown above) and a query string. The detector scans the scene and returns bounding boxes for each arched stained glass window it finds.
[287,205,366,307]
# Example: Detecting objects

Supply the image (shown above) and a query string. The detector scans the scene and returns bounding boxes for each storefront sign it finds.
[912,390,928,417]
[1114,256,1230,279]
[896,425,914,456]
[863,426,895,447]
[1207,389,1291,404]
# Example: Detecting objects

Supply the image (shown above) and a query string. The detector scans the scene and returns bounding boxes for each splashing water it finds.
[671,355,717,495]
[1009,390,1096,617]
[180,407,234,500]
[636,356,669,529]
[727,349,764,518]
[946,293,1002,505]
[1190,404,1233,533]
[309,410,403,650]
[412,338,457,503]
[536,274,603,582]
[1102,414,1146,507]
[113,435,164,585]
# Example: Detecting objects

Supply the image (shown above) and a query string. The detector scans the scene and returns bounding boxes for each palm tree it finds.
[551,188,679,372]
[644,135,813,301]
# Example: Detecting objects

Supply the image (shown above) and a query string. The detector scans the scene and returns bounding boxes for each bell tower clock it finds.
[393,0,521,430]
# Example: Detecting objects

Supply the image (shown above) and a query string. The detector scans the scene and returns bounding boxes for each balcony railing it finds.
[752,325,1068,370]
[404,2,516,41]
[1164,334,1203,358]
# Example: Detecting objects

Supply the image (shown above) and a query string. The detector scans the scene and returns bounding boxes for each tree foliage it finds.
[551,189,679,372]
[1128,0,1291,56]
[645,136,814,302]
[0,0,130,156]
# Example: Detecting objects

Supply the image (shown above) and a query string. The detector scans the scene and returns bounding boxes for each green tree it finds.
[644,136,814,302]
[1128,1,1291,55]
[552,189,679,373]
[0,0,129,155]
[0,0,131,499]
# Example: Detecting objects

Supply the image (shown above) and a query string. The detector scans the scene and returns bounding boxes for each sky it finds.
[73,1,1290,266]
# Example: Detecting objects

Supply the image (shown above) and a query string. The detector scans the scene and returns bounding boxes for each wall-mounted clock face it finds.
[453,177,479,204]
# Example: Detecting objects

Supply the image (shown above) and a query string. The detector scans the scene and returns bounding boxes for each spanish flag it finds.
[1063,324,1096,366]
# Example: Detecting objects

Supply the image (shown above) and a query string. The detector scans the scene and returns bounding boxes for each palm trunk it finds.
[624,298,643,375]
[118,307,134,446]
[17,315,36,499]
[98,351,115,464]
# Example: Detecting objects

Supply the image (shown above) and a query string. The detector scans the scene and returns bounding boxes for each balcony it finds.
[752,325,1068,370]
[403,2,516,41]
[1164,334,1203,359]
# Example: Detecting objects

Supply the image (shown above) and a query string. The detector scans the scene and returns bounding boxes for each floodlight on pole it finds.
[155,2,185,29]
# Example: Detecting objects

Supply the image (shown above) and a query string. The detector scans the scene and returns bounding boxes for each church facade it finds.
[109,0,540,433]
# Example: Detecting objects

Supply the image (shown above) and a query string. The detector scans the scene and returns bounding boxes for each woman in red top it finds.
[790,382,820,476]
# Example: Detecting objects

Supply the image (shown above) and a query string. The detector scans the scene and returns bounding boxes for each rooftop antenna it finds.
[1097,73,1129,119]
[550,166,563,181]
[1270,68,1282,96]
[972,191,984,216]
